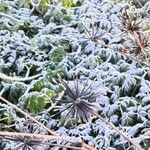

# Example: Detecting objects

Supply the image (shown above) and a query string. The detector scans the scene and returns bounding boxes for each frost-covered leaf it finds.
[8,82,28,103]
[0,0,150,149]
[122,76,137,92]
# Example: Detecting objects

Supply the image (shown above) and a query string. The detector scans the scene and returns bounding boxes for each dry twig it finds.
[0,96,96,150]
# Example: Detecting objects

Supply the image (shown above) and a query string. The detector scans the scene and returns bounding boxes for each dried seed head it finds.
[120,9,142,33]
[56,77,99,124]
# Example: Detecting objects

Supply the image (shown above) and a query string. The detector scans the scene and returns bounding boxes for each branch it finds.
[0,12,19,23]
[97,39,150,68]
[92,111,143,150]
[0,132,82,150]
[0,96,97,150]
[0,96,57,136]
[133,31,148,62]
[0,72,42,82]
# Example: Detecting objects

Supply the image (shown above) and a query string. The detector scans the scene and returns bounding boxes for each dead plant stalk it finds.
[0,96,96,150]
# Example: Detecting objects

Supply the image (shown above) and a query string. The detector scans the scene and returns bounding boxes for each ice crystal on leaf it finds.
[0,0,150,149]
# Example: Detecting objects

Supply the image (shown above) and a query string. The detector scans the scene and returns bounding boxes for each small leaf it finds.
[122,77,137,92]
[32,78,49,92]
[4,115,14,125]
[22,0,31,8]
[37,0,48,13]
[41,88,56,98]
[50,47,66,62]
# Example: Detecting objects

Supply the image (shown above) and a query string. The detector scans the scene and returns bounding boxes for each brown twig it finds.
[92,111,143,150]
[0,96,57,136]
[0,96,97,150]
[0,132,83,150]
[133,31,148,61]
[97,39,150,68]
[0,131,65,141]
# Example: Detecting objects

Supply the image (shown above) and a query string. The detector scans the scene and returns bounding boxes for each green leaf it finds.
[32,78,50,92]
[61,0,73,7]
[41,88,56,98]
[19,0,32,9]
[25,92,48,113]
[0,115,14,125]
[50,46,66,62]
[37,0,48,13]
[4,115,14,125]
[0,2,8,13]
[39,0,48,5]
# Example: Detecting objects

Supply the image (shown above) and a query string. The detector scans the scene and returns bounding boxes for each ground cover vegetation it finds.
[0,0,150,149]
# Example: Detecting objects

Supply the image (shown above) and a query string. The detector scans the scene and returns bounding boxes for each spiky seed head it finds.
[56,77,99,124]
[120,9,142,33]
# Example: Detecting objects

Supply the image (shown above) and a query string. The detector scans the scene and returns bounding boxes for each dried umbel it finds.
[120,8,142,34]
[1,125,45,150]
[119,8,149,61]
[55,77,99,123]
[83,23,104,43]
[2,135,43,150]
[130,34,149,54]
[53,77,143,150]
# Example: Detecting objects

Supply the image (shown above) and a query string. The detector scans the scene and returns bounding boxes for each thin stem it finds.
[80,78,90,96]
[51,103,73,118]
[97,39,150,68]
[0,72,42,82]
[81,79,96,96]
[0,132,83,150]
[0,96,96,150]
[43,105,62,114]
[92,111,143,150]
[43,142,83,150]
[0,88,5,96]
[0,96,57,136]
[0,12,19,23]
[74,77,79,99]
[25,66,32,78]
[59,78,76,99]
[133,31,148,62]
[0,132,55,140]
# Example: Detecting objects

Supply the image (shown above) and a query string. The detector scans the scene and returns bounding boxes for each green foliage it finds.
[0,104,15,127]
[0,1,8,13]
[47,65,66,80]
[61,0,73,7]
[0,0,150,149]
[37,0,49,14]
[24,92,50,113]
[40,0,48,4]
[32,78,50,92]
[0,114,14,125]
[20,0,31,8]
[41,88,56,97]
[8,82,28,103]
[50,47,66,62]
